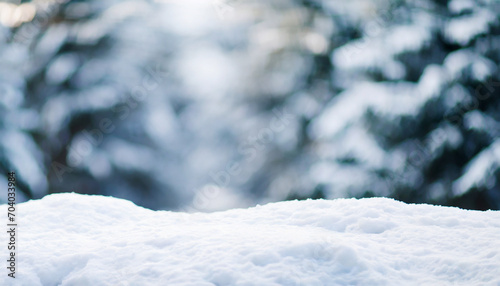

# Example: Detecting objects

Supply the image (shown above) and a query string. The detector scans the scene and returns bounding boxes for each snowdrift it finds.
[2,193,500,285]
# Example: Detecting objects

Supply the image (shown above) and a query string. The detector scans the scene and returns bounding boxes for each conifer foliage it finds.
[0,0,499,210]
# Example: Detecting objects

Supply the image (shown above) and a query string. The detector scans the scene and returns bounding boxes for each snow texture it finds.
[453,139,500,196]
[444,8,496,46]
[2,193,500,285]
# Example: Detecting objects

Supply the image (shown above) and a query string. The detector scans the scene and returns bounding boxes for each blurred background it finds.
[1,0,500,211]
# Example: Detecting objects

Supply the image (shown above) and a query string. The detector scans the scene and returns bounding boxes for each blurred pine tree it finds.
[1,0,499,210]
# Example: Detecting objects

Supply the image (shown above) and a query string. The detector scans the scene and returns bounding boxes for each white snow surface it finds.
[2,193,500,286]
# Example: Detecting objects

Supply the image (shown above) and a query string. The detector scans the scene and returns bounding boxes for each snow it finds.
[444,49,496,81]
[2,193,500,285]
[0,130,47,196]
[448,0,475,14]
[332,25,431,78]
[309,162,380,198]
[309,82,417,140]
[45,53,79,85]
[425,124,463,155]
[464,111,498,135]
[444,9,496,46]
[453,139,500,196]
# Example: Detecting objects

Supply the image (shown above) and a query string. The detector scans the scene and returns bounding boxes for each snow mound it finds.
[2,193,500,285]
